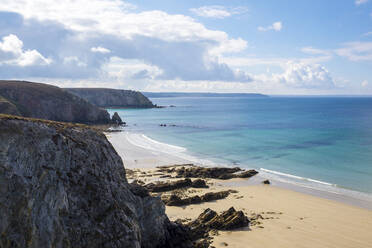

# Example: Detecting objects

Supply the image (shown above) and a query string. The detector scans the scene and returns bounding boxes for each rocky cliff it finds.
[66,88,155,108]
[0,81,112,124]
[0,114,191,248]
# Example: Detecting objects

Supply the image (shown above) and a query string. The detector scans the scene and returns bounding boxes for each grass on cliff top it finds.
[0,113,103,132]
[0,95,9,102]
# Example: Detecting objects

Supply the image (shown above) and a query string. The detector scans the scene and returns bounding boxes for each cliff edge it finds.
[66,88,155,108]
[0,114,191,248]
[0,81,112,124]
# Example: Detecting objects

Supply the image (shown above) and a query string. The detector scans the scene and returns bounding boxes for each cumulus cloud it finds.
[361,80,369,87]
[355,0,368,5]
[0,0,245,54]
[0,0,250,82]
[258,22,282,32]
[273,62,335,89]
[190,5,248,19]
[0,34,51,66]
[336,42,372,61]
[91,46,110,54]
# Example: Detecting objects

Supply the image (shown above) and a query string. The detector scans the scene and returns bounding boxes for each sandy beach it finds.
[107,131,372,248]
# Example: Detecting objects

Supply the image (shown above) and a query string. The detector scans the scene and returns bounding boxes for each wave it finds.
[125,132,186,154]
[124,132,217,166]
[259,168,372,202]
[260,168,335,186]
[121,131,372,204]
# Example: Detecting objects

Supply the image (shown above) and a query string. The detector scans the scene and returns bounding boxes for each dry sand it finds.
[167,179,372,248]
[107,131,372,248]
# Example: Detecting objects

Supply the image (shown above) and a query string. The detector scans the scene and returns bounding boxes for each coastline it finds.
[106,130,372,247]
[106,130,372,210]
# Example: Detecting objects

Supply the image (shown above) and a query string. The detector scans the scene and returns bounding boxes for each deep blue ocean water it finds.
[108,96,372,195]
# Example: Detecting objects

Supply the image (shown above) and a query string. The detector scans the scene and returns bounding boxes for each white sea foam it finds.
[124,132,217,166]
[259,168,372,202]
[125,132,186,154]
[260,168,335,186]
[115,131,372,205]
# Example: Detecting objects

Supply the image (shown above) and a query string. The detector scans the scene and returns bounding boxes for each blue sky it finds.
[0,0,372,94]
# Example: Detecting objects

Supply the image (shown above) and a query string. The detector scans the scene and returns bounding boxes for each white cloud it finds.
[272,62,335,88]
[101,57,163,80]
[91,46,110,54]
[63,56,87,67]
[361,80,369,87]
[258,22,282,32]
[190,6,231,19]
[336,42,372,61]
[190,5,248,19]
[0,0,246,56]
[0,34,51,66]
[301,46,331,56]
[363,31,372,36]
[355,0,368,5]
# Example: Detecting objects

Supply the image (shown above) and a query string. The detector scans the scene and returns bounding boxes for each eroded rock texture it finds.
[0,115,190,248]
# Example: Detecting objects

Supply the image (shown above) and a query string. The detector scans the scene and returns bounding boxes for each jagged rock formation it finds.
[0,81,112,124]
[174,166,258,180]
[0,115,192,248]
[66,88,155,108]
[111,112,125,125]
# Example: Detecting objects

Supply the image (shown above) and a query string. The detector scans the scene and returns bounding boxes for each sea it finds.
[107,95,372,201]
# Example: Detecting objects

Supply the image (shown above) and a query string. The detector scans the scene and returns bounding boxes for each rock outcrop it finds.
[66,88,155,108]
[174,166,258,180]
[0,95,20,116]
[0,114,192,248]
[145,179,208,193]
[163,190,233,206]
[0,81,112,124]
[111,112,125,125]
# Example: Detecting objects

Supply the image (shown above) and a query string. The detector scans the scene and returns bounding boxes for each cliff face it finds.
[0,95,21,116]
[0,115,188,248]
[0,81,112,124]
[66,88,155,108]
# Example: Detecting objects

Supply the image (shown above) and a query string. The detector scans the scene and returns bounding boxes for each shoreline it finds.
[106,130,372,210]
[107,130,372,247]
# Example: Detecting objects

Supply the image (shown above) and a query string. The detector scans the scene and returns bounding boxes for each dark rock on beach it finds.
[262,179,271,185]
[163,190,232,206]
[175,166,258,180]
[187,207,249,239]
[0,114,192,248]
[145,178,209,193]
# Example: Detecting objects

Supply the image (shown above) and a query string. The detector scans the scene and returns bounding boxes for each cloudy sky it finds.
[0,0,372,94]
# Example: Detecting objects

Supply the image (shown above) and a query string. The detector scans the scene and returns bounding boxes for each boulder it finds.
[262,179,271,185]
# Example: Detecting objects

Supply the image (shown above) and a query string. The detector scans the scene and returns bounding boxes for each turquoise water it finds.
[108,96,372,194]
